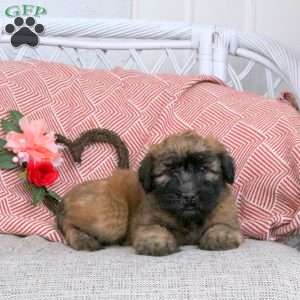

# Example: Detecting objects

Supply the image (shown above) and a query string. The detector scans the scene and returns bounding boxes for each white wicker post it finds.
[193,26,213,75]
[212,29,239,83]
[212,31,228,82]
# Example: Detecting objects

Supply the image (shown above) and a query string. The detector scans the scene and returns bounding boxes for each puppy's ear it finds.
[219,152,235,184]
[138,154,154,193]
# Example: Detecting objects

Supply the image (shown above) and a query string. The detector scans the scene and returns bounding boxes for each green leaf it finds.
[1,110,23,133]
[9,110,23,124]
[0,152,17,169]
[0,139,6,150]
[31,186,46,205]
[46,189,63,203]
[24,183,47,206]
[1,119,21,133]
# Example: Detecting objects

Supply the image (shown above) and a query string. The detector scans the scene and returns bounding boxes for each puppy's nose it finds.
[182,193,197,205]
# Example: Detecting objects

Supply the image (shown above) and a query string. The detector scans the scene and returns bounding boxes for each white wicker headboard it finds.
[0,17,299,107]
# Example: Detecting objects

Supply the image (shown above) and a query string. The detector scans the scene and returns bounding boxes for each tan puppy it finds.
[53,129,144,251]
[129,131,243,256]
[57,169,144,251]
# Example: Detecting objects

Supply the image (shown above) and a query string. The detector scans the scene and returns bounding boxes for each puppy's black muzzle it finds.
[181,193,197,209]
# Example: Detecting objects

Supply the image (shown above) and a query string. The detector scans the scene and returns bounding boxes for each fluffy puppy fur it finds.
[57,169,144,251]
[129,130,243,256]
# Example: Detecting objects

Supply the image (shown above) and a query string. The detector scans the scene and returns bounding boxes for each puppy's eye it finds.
[198,166,208,173]
[154,174,170,185]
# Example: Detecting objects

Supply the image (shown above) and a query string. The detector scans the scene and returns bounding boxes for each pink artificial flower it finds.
[4,117,62,164]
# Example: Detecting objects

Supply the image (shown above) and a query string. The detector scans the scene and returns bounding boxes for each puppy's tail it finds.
[44,129,129,215]
[55,128,130,169]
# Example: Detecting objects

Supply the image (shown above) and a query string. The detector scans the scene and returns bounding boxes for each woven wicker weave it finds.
[0,17,299,106]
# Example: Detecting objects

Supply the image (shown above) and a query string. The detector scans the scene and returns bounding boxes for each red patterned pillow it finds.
[0,60,219,242]
[0,60,299,242]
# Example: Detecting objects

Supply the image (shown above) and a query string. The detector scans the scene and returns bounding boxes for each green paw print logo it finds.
[4,5,47,48]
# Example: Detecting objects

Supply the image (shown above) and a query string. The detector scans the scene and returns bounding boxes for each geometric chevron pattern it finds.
[0,60,299,242]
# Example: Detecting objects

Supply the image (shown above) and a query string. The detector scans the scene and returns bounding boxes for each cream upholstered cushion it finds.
[0,234,299,300]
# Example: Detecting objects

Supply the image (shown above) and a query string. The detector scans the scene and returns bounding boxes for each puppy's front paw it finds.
[133,225,178,256]
[66,228,103,251]
[199,224,243,251]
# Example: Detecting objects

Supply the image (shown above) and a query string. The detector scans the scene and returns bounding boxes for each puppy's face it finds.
[139,131,235,223]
